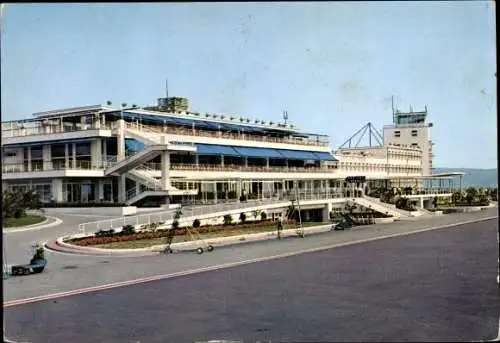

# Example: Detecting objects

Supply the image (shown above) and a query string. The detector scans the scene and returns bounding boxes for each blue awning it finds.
[107,110,296,135]
[277,149,318,160]
[312,152,337,161]
[125,138,145,152]
[3,137,96,149]
[195,144,241,156]
[233,146,283,159]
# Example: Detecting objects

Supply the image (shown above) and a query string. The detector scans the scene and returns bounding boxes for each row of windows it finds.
[341,165,422,172]
[394,130,419,137]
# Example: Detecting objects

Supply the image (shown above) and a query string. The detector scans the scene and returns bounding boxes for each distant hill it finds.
[433,168,498,188]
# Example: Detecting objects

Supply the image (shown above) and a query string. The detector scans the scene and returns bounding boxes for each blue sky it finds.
[1,2,496,168]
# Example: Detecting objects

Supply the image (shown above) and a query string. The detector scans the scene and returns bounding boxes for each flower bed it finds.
[68,220,278,247]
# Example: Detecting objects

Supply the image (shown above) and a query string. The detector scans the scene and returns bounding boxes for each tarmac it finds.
[4,215,499,342]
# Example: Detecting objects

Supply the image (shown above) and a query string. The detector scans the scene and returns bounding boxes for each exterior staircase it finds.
[352,195,412,219]
[105,143,196,176]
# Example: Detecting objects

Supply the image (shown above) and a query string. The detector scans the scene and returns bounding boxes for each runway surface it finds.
[4,216,499,342]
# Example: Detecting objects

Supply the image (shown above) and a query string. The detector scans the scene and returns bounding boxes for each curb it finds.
[53,225,334,255]
[3,216,63,234]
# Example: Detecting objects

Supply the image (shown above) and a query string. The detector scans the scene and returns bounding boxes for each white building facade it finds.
[1,96,438,207]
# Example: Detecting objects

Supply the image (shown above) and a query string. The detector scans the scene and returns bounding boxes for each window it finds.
[411,143,418,147]
[394,131,400,137]
[411,130,418,137]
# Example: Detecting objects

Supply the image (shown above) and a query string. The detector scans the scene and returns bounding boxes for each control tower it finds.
[383,100,434,176]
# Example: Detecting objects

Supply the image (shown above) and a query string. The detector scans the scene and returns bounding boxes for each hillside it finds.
[433,168,498,188]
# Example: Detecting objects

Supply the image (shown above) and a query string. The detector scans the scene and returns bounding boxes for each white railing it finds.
[128,121,329,147]
[78,192,350,233]
[2,122,114,138]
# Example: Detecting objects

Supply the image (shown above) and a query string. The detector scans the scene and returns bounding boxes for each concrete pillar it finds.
[80,116,86,130]
[322,203,332,221]
[64,144,69,169]
[94,114,101,129]
[91,139,102,168]
[266,157,269,168]
[161,151,170,191]
[103,139,108,161]
[236,180,242,199]
[213,182,218,202]
[72,143,77,168]
[52,179,63,202]
[244,157,248,167]
[135,181,141,196]
[221,155,224,167]
[27,147,32,172]
[419,197,424,209]
[97,180,104,202]
[195,155,199,167]
[118,174,127,203]
[43,145,52,170]
[117,119,126,162]
[303,211,310,221]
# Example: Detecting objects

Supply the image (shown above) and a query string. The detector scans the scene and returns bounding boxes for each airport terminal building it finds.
[1,94,452,207]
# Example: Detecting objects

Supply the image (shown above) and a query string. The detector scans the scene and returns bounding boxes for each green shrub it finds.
[260,212,267,221]
[223,214,233,226]
[122,225,135,236]
[193,219,201,228]
[239,212,246,223]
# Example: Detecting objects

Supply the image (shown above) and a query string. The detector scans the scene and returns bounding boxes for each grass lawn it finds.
[94,221,329,249]
[3,215,46,228]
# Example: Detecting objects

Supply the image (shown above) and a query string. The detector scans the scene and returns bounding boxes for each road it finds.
[4,212,499,342]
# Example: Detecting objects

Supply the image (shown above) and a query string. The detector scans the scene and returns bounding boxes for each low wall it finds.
[45,206,137,217]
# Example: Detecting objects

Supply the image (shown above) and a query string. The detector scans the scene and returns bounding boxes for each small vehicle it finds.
[9,244,47,276]
[161,206,214,255]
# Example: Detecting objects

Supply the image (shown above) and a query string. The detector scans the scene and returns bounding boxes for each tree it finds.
[171,208,182,230]
[106,100,112,106]
[465,187,477,205]
[452,191,462,205]
[2,189,43,218]
[192,219,201,228]
[239,212,246,223]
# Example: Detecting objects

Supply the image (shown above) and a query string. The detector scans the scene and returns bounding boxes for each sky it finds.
[1,2,497,168]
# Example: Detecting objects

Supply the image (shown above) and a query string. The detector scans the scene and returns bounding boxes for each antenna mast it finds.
[391,95,395,124]
[283,110,289,125]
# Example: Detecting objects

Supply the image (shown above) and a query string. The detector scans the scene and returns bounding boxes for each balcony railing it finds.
[143,163,330,173]
[1,122,114,139]
[1,160,109,173]
[127,122,329,147]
